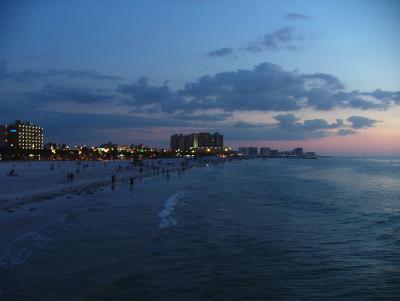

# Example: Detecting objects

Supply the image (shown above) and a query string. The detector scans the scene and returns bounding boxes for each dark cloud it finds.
[363,89,400,104]
[229,114,363,141]
[303,118,343,130]
[180,62,303,112]
[337,129,356,136]
[347,116,377,129]
[301,73,345,90]
[233,121,267,128]
[274,114,343,131]
[207,47,234,57]
[117,77,173,105]
[0,61,394,145]
[242,26,307,53]
[208,26,311,57]
[118,62,399,114]
[259,26,304,51]
[225,114,335,141]
[285,13,314,20]
[173,112,232,122]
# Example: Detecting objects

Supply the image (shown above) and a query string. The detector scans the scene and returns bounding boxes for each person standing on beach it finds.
[112,174,116,185]
[129,177,134,187]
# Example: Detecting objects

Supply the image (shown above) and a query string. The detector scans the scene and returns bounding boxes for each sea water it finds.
[0,157,399,300]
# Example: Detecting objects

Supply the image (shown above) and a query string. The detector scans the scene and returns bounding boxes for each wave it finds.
[0,210,83,268]
[158,191,185,229]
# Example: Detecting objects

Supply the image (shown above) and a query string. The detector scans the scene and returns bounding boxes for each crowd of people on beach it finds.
[3,156,243,194]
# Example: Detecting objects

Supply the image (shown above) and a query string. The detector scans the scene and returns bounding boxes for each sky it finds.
[0,0,399,155]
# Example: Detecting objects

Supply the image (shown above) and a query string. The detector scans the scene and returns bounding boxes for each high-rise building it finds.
[198,132,210,148]
[292,147,304,156]
[0,120,44,150]
[170,134,185,151]
[260,147,271,156]
[270,150,280,157]
[238,147,258,156]
[170,132,223,151]
[213,132,223,148]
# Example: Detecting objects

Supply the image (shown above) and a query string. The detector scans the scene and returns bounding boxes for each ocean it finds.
[0,157,399,300]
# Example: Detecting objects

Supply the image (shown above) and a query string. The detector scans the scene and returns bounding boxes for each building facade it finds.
[170,132,223,151]
[170,134,185,151]
[238,147,258,156]
[0,120,43,150]
[260,147,271,156]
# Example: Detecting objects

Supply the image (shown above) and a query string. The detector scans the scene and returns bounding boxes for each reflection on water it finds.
[0,157,399,300]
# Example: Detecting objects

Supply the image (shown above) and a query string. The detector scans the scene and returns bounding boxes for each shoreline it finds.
[0,158,230,211]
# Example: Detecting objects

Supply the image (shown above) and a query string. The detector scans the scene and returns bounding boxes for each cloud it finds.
[208,26,311,57]
[117,77,173,105]
[347,116,377,129]
[337,129,356,136]
[118,62,400,114]
[207,47,234,57]
[273,114,343,131]
[226,114,341,141]
[173,112,232,122]
[229,114,363,141]
[301,73,345,90]
[303,118,343,130]
[0,62,394,145]
[285,13,314,20]
[242,26,308,53]
[233,121,267,128]
[258,26,305,51]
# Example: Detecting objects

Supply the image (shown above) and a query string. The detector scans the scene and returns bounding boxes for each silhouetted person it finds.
[111,174,116,185]
[129,177,134,186]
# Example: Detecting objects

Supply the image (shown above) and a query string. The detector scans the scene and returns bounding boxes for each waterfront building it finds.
[270,150,280,157]
[260,147,271,157]
[293,147,304,156]
[0,120,43,150]
[170,134,185,151]
[170,132,223,151]
[238,147,258,156]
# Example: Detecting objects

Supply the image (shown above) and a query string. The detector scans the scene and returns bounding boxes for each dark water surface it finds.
[1,158,399,300]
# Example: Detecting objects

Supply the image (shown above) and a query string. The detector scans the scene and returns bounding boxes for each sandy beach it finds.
[0,158,222,211]
[0,156,236,211]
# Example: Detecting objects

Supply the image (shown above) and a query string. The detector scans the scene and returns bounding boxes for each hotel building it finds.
[170,132,223,151]
[0,120,44,151]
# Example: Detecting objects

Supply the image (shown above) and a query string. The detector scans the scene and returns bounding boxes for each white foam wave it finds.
[0,211,82,268]
[158,191,185,229]
[0,230,50,268]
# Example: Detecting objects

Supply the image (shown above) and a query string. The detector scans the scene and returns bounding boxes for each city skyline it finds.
[1,0,399,155]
